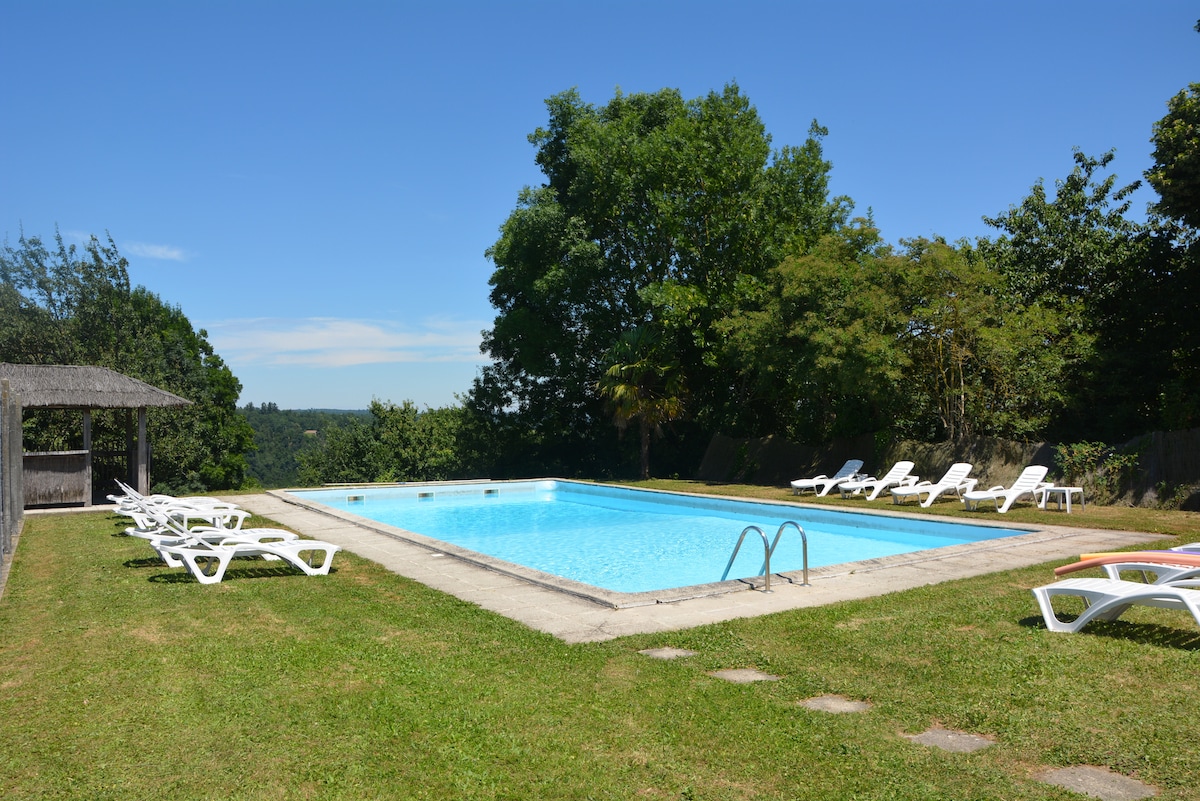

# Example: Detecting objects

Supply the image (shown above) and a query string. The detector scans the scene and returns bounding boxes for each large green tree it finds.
[721,222,907,442]
[725,225,1074,445]
[1143,82,1200,429]
[0,230,253,492]
[470,84,850,475]
[977,150,1200,439]
[897,239,1072,442]
[1147,83,1200,229]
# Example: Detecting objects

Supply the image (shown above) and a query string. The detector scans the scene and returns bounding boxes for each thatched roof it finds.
[0,363,192,409]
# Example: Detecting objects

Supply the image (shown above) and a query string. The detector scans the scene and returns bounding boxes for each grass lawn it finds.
[2,493,1199,799]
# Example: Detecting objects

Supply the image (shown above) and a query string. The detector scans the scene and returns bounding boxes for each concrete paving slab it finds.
[638,647,698,659]
[1035,766,1158,800]
[799,694,872,713]
[224,491,1164,643]
[709,668,780,683]
[903,727,995,753]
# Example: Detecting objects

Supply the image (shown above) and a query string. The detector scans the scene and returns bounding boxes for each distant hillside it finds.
[238,403,368,488]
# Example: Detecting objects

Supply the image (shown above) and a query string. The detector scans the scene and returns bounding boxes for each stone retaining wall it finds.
[697,428,1200,509]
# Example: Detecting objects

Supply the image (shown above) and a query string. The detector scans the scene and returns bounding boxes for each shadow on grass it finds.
[1019,614,1200,649]
[124,556,165,569]
[147,564,339,584]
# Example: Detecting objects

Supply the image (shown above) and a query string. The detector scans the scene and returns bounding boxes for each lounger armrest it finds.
[961,478,978,493]
[897,476,919,487]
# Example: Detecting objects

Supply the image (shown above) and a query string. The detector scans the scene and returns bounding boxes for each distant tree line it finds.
[237,403,369,488]
[292,400,467,486]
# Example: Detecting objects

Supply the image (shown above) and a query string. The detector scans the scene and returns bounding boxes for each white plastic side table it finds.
[1039,486,1085,513]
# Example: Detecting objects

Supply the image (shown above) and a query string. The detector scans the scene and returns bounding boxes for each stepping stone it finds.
[799,694,872,713]
[903,727,994,753]
[1035,766,1157,801]
[709,668,780,683]
[638,647,697,660]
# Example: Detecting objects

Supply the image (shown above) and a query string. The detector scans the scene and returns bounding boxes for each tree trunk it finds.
[639,417,651,480]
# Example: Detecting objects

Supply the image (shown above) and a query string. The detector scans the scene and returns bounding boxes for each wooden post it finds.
[137,407,149,495]
[82,408,92,507]
[125,409,134,486]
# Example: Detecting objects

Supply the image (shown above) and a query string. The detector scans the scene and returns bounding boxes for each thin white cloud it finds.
[203,317,490,367]
[125,241,188,261]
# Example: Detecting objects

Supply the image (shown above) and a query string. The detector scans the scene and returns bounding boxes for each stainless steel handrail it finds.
[773,521,808,586]
[721,521,808,592]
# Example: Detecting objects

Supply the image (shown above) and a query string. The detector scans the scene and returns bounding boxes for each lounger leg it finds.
[1034,585,1139,633]
[179,550,234,584]
[292,545,337,575]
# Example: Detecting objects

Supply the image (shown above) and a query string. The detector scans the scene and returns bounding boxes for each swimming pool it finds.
[286,480,1033,603]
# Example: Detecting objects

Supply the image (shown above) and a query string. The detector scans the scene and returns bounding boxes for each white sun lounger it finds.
[890,462,976,507]
[961,465,1050,513]
[790,459,864,496]
[153,533,341,585]
[838,461,918,501]
[1031,577,1200,633]
[122,504,252,533]
[110,479,239,512]
[127,508,302,568]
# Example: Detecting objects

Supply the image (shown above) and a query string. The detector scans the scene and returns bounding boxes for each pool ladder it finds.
[721,521,807,593]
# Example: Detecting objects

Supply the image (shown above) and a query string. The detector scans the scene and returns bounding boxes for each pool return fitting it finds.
[721,521,808,592]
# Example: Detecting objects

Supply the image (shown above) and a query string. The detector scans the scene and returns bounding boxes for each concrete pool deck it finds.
[226,490,1164,643]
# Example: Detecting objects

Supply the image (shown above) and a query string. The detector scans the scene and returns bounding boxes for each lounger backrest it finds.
[145,507,192,538]
[833,460,865,479]
[1011,465,1049,491]
[937,462,973,485]
[879,461,915,481]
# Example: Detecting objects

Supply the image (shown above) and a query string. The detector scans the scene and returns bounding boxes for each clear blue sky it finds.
[3,1,1196,410]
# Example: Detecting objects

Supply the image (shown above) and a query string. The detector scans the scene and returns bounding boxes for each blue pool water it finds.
[290,480,1031,595]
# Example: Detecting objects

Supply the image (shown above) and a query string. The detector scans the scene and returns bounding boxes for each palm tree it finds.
[596,327,686,480]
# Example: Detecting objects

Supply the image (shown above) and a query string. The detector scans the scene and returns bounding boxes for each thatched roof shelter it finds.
[0,363,192,507]
[0,364,191,410]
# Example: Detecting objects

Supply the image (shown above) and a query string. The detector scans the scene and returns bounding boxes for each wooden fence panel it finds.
[1,378,25,562]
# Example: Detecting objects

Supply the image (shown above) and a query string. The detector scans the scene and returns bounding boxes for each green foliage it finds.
[977,149,1200,441]
[296,399,469,485]
[0,229,253,492]
[724,227,1074,444]
[1053,440,1141,504]
[722,221,907,441]
[595,326,687,479]
[237,403,366,488]
[1140,84,1200,429]
[1147,83,1200,229]
[980,150,1144,315]
[899,238,1074,442]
